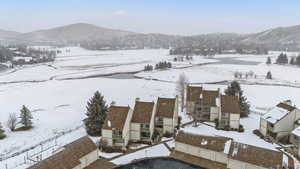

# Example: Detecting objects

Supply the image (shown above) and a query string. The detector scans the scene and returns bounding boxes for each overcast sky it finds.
[1,0,300,35]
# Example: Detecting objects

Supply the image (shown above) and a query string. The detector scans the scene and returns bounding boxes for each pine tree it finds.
[225,81,250,118]
[266,57,272,65]
[84,91,108,136]
[290,57,295,65]
[266,71,272,79]
[0,122,5,139]
[296,55,300,66]
[20,105,33,128]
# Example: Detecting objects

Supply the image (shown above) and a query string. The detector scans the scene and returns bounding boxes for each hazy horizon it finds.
[1,0,300,35]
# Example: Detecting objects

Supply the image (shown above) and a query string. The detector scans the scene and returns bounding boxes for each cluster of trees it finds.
[275,53,289,64]
[84,91,108,136]
[267,53,300,66]
[225,81,250,118]
[1,105,33,140]
[173,55,193,62]
[144,64,154,71]
[234,71,256,79]
[155,61,172,69]
[170,46,268,56]
[0,47,14,62]
[12,47,56,65]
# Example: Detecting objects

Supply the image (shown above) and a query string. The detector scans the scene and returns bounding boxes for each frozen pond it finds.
[114,158,205,169]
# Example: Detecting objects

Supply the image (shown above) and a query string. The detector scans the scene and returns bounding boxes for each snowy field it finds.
[0,47,300,169]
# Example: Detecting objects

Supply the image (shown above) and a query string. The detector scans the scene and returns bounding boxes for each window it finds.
[141,124,149,129]
[141,131,150,138]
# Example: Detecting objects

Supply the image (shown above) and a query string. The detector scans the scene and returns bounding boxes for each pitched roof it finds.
[175,131,232,153]
[221,95,240,114]
[229,142,283,169]
[187,86,202,102]
[131,101,155,124]
[277,102,296,111]
[156,97,176,118]
[262,102,297,124]
[102,106,130,130]
[201,90,219,106]
[28,136,97,169]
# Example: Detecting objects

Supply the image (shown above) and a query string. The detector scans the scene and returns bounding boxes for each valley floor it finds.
[0,47,300,169]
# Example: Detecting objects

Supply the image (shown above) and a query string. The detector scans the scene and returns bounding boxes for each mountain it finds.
[242,25,300,50]
[0,29,20,40]
[1,23,300,50]
[15,23,136,44]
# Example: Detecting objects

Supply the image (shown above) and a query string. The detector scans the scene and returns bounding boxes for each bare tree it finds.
[176,73,189,112]
[7,113,18,131]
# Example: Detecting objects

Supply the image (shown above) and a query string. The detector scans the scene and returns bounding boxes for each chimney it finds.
[235,92,240,100]
[283,100,292,106]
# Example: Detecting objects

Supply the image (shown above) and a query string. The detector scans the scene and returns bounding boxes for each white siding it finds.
[273,109,300,139]
[175,141,228,165]
[79,150,98,168]
[102,129,113,146]
[130,123,140,141]
[210,107,220,121]
[123,108,133,146]
[230,114,240,129]
[163,118,174,133]
[228,159,268,169]
[260,118,267,136]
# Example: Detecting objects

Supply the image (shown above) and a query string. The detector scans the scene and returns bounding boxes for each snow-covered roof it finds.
[262,103,296,124]
[13,56,33,62]
[292,126,300,137]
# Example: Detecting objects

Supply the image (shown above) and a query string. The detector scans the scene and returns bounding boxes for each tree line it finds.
[267,53,300,65]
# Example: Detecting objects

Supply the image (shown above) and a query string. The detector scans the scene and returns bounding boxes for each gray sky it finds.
[1,0,300,35]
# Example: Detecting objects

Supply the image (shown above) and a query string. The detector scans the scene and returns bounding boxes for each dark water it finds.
[107,73,136,79]
[214,57,260,65]
[115,158,206,169]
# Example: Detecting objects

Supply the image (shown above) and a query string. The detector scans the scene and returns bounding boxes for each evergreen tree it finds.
[276,53,288,64]
[296,55,300,66]
[20,105,33,128]
[290,57,295,65]
[266,57,272,65]
[225,81,250,118]
[0,122,5,139]
[266,71,272,79]
[84,91,108,136]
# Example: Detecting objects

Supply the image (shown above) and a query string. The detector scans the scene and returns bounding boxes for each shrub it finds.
[214,118,219,129]
[238,125,245,132]
[253,129,264,139]
[163,131,174,138]
[224,125,230,131]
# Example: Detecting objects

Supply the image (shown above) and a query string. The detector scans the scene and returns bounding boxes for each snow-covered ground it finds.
[0,47,300,169]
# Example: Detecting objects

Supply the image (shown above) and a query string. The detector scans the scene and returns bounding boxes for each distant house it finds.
[290,124,300,158]
[130,99,156,143]
[12,56,33,65]
[155,97,178,135]
[228,142,283,169]
[175,131,232,164]
[186,85,240,130]
[260,101,300,140]
[102,105,133,148]
[219,95,240,130]
[193,89,220,122]
[174,131,284,169]
[27,136,98,169]
[186,85,203,116]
